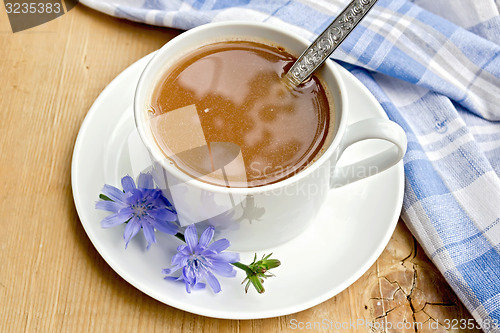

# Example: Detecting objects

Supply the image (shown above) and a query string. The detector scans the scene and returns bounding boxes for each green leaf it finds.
[234,253,281,294]
[99,194,113,201]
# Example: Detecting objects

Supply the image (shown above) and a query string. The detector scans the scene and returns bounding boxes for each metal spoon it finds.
[285,0,379,86]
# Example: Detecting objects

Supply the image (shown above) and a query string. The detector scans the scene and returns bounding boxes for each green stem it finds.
[231,261,252,274]
[99,192,267,292]
[174,232,186,243]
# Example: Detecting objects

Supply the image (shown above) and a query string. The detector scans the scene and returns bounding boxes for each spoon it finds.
[285,0,379,86]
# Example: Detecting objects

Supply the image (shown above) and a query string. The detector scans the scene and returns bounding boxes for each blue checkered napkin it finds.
[79,0,500,330]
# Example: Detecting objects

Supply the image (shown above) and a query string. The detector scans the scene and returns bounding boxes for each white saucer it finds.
[71,53,404,319]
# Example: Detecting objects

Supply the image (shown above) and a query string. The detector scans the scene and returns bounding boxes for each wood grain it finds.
[0,4,478,332]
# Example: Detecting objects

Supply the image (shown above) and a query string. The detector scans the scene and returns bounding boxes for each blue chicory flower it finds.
[96,173,178,249]
[163,224,240,293]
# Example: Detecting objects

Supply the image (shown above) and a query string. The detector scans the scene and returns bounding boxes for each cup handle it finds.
[330,118,407,188]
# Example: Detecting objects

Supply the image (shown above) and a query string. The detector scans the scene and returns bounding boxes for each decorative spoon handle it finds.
[285,0,379,86]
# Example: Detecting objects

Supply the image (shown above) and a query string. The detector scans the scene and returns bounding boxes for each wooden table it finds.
[0,4,479,332]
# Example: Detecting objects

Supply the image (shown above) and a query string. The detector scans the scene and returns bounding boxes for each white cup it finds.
[134,21,407,251]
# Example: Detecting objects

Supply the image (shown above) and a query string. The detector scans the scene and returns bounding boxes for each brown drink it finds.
[148,40,334,188]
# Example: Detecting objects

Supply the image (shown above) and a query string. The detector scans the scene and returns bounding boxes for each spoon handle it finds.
[286,0,379,86]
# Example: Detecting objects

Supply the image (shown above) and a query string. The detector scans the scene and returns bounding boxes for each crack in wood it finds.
[373,307,398,320]
[363,223,481,332]
[366,233,468,332]
[408,268,418,332]
[400,236,418,265]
